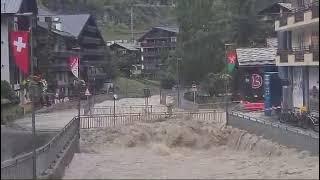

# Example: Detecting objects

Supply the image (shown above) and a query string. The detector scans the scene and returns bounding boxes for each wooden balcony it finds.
[85,25,98,33]
[294,11,304,22]
[141,41,176,48]
[277,45,319,64]
[279,15,288,27]
[81,36,102,45]
[82,48,106,55]
[275,1,319,31]
[142,51,160,57]
[312,1,319,18]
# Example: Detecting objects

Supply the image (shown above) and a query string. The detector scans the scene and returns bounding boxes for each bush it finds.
[1,80,19,104]
[160,76,176,89]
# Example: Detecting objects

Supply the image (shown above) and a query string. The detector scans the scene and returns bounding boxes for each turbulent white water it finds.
[64,117,319,179]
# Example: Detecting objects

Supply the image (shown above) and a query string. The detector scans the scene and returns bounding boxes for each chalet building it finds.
[275,0,319,113]
[37,12,108,97]
[109,42,142,77]
[138,26,178,78]
[1,0,38,85]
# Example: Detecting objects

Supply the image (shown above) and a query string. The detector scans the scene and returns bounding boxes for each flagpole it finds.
[29,14,37,180]
[78,51,81,120]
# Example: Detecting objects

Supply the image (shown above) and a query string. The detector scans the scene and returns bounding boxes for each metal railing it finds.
[228,111,318,139]
[1,117,80,179]
[80,110,226,129]
[90,105,168,115]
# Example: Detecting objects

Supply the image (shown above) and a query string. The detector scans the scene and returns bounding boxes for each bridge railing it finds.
[80,110,226,129]
[1,117,79,179]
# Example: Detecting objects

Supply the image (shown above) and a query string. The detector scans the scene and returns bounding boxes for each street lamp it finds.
[89,66,96,108]
[176,57,182,108]
[113,94,118,126]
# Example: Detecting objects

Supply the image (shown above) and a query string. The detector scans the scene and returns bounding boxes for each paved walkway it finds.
[9,109,78,131]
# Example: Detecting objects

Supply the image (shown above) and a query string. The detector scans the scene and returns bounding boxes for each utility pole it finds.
[130,6,134,42]
[176,58,181,108]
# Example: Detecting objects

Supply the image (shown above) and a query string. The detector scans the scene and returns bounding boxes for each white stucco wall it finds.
[1,16,10,82]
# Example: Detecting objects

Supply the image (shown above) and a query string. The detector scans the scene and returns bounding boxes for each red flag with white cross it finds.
[10,31,30,75]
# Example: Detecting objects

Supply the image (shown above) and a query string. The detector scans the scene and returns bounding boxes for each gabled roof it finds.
[38,14,90,38]
[110,42,140,51]
[37,21,75,38]
[138,26,179,41]
[154,26,179,33]
[236,48,277,66]
[1,0,37,14]
[258,2,292,15]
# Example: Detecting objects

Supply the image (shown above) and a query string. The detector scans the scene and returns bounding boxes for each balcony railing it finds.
[294,11,304,22]
[82,48,106,55]
[311,45,319,62]
[142,51,160,57]
[85,25,98,33]
[141,41,176,48]
[312,1,319,18]
[81,36,102,44]
[279,51,289,63]
[278,45,319,63]
[279,15,288,27]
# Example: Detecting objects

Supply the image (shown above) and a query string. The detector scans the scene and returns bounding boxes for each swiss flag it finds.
[227,51,237,64]
[10,31,30,75]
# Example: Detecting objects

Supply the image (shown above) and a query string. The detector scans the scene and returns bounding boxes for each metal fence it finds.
[90,105,168,115]
[228,111,319,154]
[80,110,226,129]
[1,117,80,179]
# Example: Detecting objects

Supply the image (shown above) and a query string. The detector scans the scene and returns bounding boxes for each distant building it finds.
[274,0,319,113]
[37,11,108,97]
[109,42,142,77]
[1,0,38,85]
[138,26,178,78]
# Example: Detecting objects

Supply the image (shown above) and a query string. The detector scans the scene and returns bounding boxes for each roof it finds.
[111,42,140,51]
[154,26,179,33]
[37,6,55,15]
[37,14,90,38]
[278,3,292,10]
[236,48,277,66]
[37,21,75,38]
[138,26,179,41]
[258,2,292,15]
[1,0,37,14]
[1,0,22,14]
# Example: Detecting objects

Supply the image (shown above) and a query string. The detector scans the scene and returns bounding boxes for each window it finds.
[171,37,177,42]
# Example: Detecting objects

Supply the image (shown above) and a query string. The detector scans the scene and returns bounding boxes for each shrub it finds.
[1,80,19,104]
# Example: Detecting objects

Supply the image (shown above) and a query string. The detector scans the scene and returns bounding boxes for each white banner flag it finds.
[68,56,79,78]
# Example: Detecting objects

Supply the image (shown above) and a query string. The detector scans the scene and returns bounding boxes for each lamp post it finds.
[113,94,118,126]
[15,12,37,179]
[176,57,181,108]
[89,66,96,109]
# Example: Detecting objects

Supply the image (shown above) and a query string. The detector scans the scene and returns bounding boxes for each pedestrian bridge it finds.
[1,109,225,179]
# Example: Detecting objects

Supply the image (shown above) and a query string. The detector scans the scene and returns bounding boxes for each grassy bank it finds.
[114,77,160,98]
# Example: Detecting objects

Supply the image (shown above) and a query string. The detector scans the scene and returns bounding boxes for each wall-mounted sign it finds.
[251,74,263,89]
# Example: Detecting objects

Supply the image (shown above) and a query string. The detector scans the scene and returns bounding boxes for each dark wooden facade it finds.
[36,14,108,97]
[138,27,178,78]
